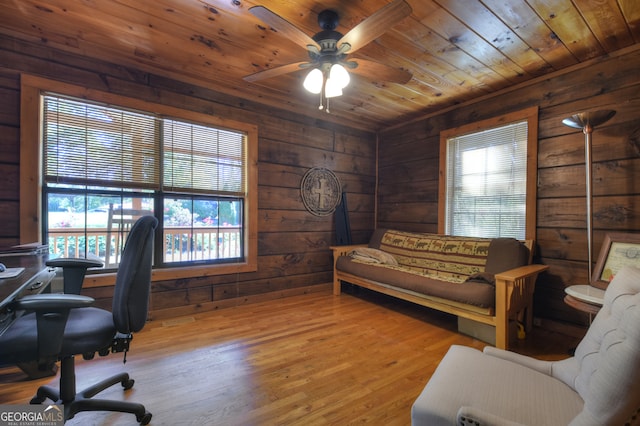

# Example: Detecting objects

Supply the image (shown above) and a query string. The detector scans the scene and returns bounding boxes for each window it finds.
[20,75,257,282]
[438,107,538,240]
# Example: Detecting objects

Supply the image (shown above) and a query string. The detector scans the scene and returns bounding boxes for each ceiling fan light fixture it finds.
[303,68,323,94]
[329,63,350,89]
[324,78,343,98]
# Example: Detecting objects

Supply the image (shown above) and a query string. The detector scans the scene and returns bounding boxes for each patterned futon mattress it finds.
[336,229,529,309]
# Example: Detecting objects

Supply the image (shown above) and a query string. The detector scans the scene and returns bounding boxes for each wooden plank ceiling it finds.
[1,0,639,130]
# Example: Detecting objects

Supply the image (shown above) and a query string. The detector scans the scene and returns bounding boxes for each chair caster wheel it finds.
[122,378,135,390]
[137,412,152,425]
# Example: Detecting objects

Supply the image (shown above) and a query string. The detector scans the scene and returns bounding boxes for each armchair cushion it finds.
[411,345,584,426]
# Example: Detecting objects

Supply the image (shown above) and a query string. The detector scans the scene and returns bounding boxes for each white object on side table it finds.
[565,284,605,306]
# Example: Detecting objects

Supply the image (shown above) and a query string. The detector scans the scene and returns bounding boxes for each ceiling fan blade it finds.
[338,0,412,54]
[348,58,412,84]
[244,61,310,83]
[249,6,320,51]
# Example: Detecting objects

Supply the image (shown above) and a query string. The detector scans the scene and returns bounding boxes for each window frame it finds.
[20,74,258,287]
[438,107,539,240]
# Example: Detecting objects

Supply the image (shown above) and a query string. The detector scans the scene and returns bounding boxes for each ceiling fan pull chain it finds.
[319,77,325,110]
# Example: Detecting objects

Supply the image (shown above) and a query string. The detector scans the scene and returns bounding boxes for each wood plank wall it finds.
[0,36,376,318]
[378,45,640,327]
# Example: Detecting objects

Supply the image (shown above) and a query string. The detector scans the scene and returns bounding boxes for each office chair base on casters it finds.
[30,356,152,425]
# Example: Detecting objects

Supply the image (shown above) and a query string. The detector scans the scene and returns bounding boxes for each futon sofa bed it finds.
[331,229,549,349]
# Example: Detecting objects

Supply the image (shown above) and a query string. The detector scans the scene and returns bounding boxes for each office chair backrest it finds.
[111,215,158,334]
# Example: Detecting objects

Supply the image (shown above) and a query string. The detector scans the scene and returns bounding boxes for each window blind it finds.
[43,95,160,189]
[43,94,247,197]
[446,121,528,239]
[163,120,246,196]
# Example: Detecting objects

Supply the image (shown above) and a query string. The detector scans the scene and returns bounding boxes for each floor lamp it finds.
[562,109,616,282]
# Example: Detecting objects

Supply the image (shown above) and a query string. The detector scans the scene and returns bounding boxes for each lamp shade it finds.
[329,63,350,89]
[324,78,343,98]
[303,68,323,94]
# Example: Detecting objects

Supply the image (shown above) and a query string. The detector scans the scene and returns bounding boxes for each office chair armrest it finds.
[11,294,95,311]
[46,257,104,269]
[10,294,95,365]
[46,257,104,294]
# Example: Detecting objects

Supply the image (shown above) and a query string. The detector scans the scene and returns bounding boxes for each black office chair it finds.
[0,215,157,425]
[11,257,103,379]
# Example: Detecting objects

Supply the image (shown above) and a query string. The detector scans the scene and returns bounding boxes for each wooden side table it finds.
[564,284,605,316]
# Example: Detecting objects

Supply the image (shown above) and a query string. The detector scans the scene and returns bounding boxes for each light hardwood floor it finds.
[0,288,582,425]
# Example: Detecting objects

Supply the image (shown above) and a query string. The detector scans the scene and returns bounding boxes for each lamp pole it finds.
[561,110,615,282]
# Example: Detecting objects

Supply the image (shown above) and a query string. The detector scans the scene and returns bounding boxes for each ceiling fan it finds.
[244,0,413,110]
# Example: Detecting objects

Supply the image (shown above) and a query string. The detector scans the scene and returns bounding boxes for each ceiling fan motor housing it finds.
[312,9,344,54]
[313,31,343,51]
[317,9,339,30]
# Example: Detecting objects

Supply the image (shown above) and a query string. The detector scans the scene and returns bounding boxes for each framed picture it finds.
[591,232,640,289]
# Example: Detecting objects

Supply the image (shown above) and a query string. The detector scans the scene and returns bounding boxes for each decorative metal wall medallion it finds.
[300,167,341,216]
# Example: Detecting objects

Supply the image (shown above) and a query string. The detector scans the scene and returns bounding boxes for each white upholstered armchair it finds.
[411,265,640,426]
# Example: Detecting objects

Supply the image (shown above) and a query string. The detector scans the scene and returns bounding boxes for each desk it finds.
[0,254,56,336]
